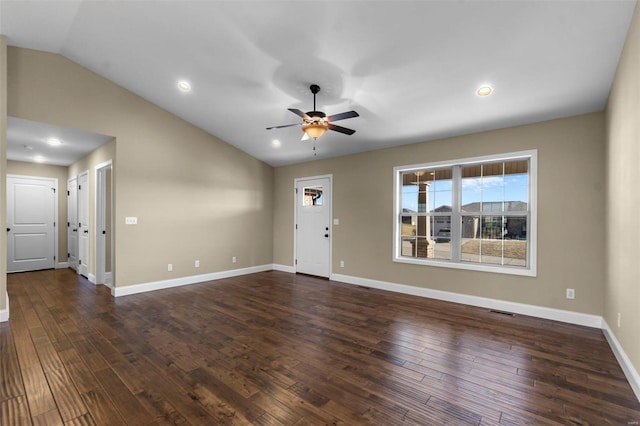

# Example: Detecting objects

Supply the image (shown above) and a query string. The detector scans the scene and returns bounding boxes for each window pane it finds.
[303,186,323,206]
[461,216,481,263]
[461,165,482,212]
[431,216,452,260]
[460,216,527,266]
[401,216,416,236]
[504,160,529,211]
[462,160,529,213]
[401,236,416,257]
[429,169,452,212]
[401,176,419,212]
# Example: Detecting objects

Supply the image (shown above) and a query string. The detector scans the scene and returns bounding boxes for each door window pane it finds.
[303,186,323,206]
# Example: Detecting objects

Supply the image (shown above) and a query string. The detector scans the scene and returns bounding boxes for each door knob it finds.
[83,230,89,234]
[324,233,329,238]
[6,228,9,232]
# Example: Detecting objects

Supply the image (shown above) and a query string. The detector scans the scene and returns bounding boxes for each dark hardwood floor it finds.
[1,268,639,425]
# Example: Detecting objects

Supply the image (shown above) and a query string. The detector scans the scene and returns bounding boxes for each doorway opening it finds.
[95,161,113,287]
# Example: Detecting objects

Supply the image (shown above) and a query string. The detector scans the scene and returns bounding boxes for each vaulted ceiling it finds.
[1,1,636,166]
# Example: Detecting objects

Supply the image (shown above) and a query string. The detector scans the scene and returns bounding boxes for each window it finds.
[393,150,537,276]
[303,186,323,206]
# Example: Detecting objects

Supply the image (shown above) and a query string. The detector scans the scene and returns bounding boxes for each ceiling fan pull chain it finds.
[313,140,317,156]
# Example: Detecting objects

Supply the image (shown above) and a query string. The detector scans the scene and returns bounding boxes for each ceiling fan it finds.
[266,84,359,140]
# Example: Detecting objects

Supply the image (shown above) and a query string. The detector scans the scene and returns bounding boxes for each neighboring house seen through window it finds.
[393,150,537,276]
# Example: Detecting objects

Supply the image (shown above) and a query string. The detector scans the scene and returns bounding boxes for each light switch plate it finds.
[125,217,138,225]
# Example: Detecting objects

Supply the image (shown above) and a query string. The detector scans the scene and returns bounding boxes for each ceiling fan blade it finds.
[266,123,301,130]
[288,108,310,120]
[327,110,359,122]
[301,132,310,141]
[328,123,356,135]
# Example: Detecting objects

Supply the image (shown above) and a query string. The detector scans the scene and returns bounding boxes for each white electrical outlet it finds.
[168,263,173,272]
[566,288,575,299]
[340,260,344,268]
[125,216,138,225]
[195,260,200,268]
[232,256,237,263]
[333,218,340,225]
[617,312,621,328]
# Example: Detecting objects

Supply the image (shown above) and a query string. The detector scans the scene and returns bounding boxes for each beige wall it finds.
[274,112,606,315]
[7,160,70,263]
[1,36,7,313]
[605,5,640,377]
[68,139,115,278]
[7,47,274,288]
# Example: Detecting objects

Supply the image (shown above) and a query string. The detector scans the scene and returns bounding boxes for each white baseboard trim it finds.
[0,291,9,322]
[602,319,640,401]
[272,264,296,273]
[88,273,97,285]
[105,272,113,286]
[56,262,69,269]
[330,273,603,329]
[112,264,274,297]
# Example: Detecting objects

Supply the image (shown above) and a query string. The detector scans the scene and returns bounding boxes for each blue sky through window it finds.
[402,173,528,213]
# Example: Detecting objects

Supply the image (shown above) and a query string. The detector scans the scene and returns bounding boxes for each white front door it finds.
[78,171,89,277]
[295,176,331,277]
[67,177,78,271]
[6,176,56,272]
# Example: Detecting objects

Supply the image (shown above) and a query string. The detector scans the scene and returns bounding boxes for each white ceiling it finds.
[1,1,636,167]
[7,117,113,166]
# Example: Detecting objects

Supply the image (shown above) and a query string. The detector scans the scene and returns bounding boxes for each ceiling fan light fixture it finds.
[302,123,328,139]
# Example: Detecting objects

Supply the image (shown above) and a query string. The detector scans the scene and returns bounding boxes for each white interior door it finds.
[295,176,331,277]
[67,177,78,271]
[78,171,89,277]
[6,176,56,272]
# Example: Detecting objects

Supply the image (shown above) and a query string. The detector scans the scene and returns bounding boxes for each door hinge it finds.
[68,253,70,258]
[295,224,298,230]
[67,190,70,196]
[53,222,56,227]
[295,188,298,194]
[295,259,297,265]
[67,222,70,227]
[54,255,56,261]
[79,184,82,190]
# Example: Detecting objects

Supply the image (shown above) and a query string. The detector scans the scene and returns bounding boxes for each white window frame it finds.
[393,150,537,277]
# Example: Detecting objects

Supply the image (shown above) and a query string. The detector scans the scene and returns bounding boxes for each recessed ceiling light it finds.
[272,139,281,148]
[34,155,46,163]
[46,138,62,146]
[177,80,192,93]
[476,85,493,97]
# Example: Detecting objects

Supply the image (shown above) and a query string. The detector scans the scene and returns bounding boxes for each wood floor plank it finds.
[33,408,64,426]
[46,366,89,421]
[21,363,59,417]
[92,367,155,424]
[0,395,31,425]
[0,324,26,401]
[4,268,640,425]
